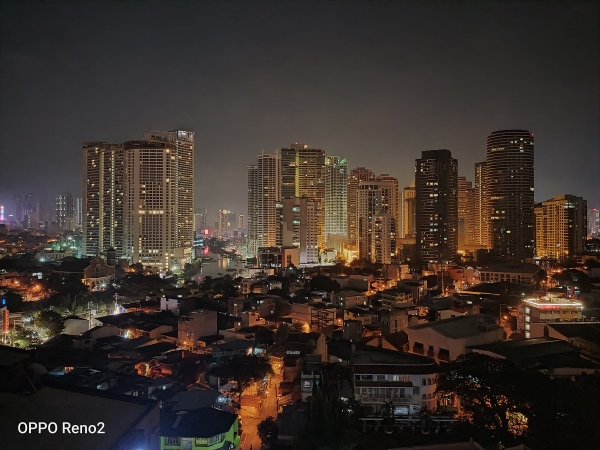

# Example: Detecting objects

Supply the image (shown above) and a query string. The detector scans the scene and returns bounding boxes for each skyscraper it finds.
[457,177,474,250]
[83,142,124,257]
[144,130,195,254]
[535,195,587,261]
[237,214,245,230]
[415,150,458,264]
[123,140,179,268]
[280,144,326,248]
[56,193,75,231]
[248,153,280,257]
[218,209,230,238]
[324,156,348,249]
[357,177,399,264]
[276,197,319,265]
[75,197,83,230]
[588,208,600,238]
[83,130,194,268]
[473,162,490,248]
[401,183,416,239]
[347,167,376,248]
[486,130,535,261]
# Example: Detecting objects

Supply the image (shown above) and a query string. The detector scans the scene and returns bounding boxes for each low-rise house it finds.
[529,321,600,363]
[352,348,439,415]
[380,287,414,307]
[478,262,540,286]
[344,307,372,326]
[160,407,240,450]
[406,314,504,363]
[333,290,369,309]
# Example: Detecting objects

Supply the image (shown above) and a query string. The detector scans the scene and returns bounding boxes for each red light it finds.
[204,228,209,235]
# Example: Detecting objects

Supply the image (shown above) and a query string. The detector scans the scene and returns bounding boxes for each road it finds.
[239,378,280,450]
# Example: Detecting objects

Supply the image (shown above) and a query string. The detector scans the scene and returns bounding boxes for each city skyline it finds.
[0,1,598,215]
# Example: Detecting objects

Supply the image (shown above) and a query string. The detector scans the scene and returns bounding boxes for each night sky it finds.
[1,0,598,219]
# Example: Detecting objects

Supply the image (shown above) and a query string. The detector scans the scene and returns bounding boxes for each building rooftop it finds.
[336,290,365,297]
[409,314,501,339]
[160,407,237,438]
[479,262,540,273]
[468,337,578,361]
[353,347,437,369]
[543,322,600,347]
[0,386,157,450]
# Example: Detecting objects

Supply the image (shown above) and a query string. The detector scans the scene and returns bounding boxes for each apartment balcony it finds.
[359,396,411,405]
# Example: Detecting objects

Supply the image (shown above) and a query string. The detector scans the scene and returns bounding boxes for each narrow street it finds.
[239,378,280,450]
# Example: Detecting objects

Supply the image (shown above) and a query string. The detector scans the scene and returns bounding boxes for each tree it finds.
[310,275,341,293]
[3,290,23,311]
[210,355,274,400]
[533,268,548,289]
[274,323,290,344]
[258,416,279,450]
[36,310,64,338]
[296,387,359,450]
[584,258,600,268]
[436,353,533,447]
[254,327,274,346]
[290,322,304,332]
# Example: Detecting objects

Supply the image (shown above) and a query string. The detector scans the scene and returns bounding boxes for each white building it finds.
[406,314,504,363]
[178,310,218,349]
[352,348,439,415]
[517,293,584,339]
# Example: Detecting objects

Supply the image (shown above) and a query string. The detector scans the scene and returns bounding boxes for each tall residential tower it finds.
[415,150,458,265]
[486,130,535,261]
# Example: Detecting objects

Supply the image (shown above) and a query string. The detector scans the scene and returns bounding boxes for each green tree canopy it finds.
[36,309,64,338]
[210,355,274,397]
[257,416,279,450]
[310,275,342,293]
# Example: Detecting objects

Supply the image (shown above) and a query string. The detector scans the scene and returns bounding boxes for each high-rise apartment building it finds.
[218,209,230,238]
[473,162,490,248]
[486,130,535,261]
[347,167,376,248]
[280,144,326,248]
[401,183,416,239]
[83,142,124,258]
[357,178,399,264]
[457,177,475,250]
[194,212,206,236]
[247,153,280,257]
[535,195,587,261]
[247,164,258,257]
[56,193,75,231]
[588,208,600,238]
[237,214,245,230]
[14,195,23,225]
[324,156,348,248]
[74,197,83,230]
[276,197,319,265]
[143,130,195,254]
[83,130,194,268]
[123,140,180,268]
[415,150,458,264]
